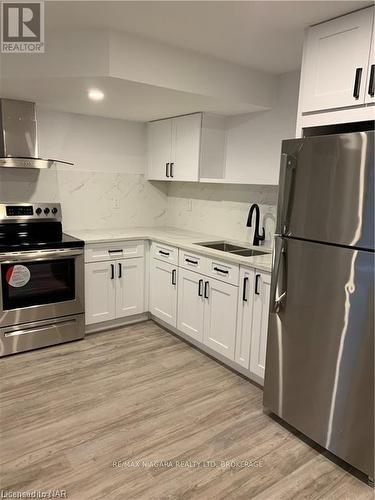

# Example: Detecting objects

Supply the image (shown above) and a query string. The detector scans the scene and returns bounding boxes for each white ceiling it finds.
[0,76,264,121]
[46,1,370,74]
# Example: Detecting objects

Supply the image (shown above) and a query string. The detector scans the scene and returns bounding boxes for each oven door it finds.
[0,248,84,327]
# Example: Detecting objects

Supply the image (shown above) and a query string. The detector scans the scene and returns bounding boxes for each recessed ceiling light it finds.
[88,89,104,101]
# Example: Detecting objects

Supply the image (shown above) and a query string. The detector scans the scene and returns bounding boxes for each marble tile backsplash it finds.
[165,182,278,247]
[0,168,168,231]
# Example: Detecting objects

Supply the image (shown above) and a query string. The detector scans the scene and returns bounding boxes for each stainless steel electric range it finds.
[0,203,85,356]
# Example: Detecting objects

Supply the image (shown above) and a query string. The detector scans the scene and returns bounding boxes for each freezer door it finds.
[264,237,374,477]
[277,131,374,250]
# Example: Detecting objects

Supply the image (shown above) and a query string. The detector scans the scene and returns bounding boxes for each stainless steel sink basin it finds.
[230,248,268,257]
[196,241,245,252]
[195,241,268,257]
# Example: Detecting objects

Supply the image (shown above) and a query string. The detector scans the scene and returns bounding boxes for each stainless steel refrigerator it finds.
[263,130,374,481]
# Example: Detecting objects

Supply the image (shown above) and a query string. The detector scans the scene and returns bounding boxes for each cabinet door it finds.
[250,271,271,381]
[115,258,144,319]
[147,119,172,180]
[85,261,116,325]
[301,7,374,112]
[177,268,204,342]
[203,278,238,360]
[171,113,201,181]
[149,259,178,327]
[235,268,255,369]
[365,33,375,104]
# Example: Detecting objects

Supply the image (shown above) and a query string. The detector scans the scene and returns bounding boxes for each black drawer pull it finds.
[118,263,122,278]
[198,279,203,296]
[186,258,198,265]
[172,269,177,286]
[108,249,123,254]
[166,163,170,178]
[159,250,170,256]
[204,281,209,299]
[369,64,374,97]
[110,264,114,280]
[255,274,261,295]
[213,266,229,274]
[170,162,174,178]
[242,276,249,302]
[353,67,362,99]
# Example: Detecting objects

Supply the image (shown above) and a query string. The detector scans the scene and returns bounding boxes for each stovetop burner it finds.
[0,203,84,252]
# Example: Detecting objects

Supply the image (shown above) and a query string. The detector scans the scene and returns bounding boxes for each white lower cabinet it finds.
[85,261,116,324]
[203,278,238,360]
[176,268,238,360]
[116,258,145,319]
[150,259,178,327]
[177,268,204,342]
[235,268,271,383]
[85,257,145,325]
[235,267,255,368]
[249,270,271,380]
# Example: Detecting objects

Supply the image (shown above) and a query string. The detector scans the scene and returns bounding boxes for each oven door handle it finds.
[0,248,83,263]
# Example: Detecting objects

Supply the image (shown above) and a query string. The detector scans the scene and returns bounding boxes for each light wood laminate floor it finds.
[0,320,372,499]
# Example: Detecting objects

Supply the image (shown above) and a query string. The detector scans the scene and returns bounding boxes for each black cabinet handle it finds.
[255,274,261,295]
[170,162,174,178]
[108,249,123,254]
[159,250,170,256]
[353,68,363,99]
[204,281,209,299]
[110,264,114,280]
[166,163,170,178]
[186,258,198,265]
[118,263,122,278]
[172,269,177,286]
[242,276,249,302]
[198,279,203,297]
[369,64,374,97]
[213,266,229,274]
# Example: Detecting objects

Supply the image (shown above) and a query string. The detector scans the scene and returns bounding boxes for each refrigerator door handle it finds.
[270,237,286,313]
[276,154,297,235]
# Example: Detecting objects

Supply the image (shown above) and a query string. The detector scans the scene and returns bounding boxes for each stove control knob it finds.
[35,208,42,215]
[52,207,58,215]
[44,208,50,215]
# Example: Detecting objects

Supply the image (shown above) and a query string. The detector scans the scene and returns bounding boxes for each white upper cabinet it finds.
[301,7,374,113]
[365,33,375,104]
[147,119,173,180]
[147,113,225,182]
[171,114,202,181]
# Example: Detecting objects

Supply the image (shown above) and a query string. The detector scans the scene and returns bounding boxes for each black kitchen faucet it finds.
[246,204,265,246]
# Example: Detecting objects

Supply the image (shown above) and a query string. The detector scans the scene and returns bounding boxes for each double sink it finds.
[196,241,268,257]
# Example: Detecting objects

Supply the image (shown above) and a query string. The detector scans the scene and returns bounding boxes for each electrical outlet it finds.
[113,197,120,209]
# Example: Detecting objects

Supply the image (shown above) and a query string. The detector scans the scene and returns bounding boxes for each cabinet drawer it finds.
[85,241,144,263]
[206,258,239,286]
[179,250,207,274]
[151,242,178,265]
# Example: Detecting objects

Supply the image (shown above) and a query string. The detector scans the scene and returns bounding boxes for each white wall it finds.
[224,71,300,184]
[0,109,168,231]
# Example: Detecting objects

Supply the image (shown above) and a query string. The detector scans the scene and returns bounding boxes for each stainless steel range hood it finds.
[0,98,73,169]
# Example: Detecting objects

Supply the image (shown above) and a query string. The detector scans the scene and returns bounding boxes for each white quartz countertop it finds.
[67,226,273,273]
